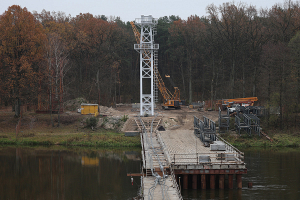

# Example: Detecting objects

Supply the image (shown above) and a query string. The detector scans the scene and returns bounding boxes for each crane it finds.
[130,21,183,109]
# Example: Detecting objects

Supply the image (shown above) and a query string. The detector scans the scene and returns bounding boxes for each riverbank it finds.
[1,106,300,149]
[221,130,300,148]
[0,109,140,148]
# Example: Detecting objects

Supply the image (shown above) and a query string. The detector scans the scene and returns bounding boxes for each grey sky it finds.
[1,0,284,22]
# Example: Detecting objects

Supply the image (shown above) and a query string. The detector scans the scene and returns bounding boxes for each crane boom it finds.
[131,21,182,108]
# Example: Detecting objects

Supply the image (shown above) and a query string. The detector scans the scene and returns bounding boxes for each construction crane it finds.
[130,21,183,109]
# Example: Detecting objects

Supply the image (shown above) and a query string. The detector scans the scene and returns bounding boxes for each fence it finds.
[171,152,244,165]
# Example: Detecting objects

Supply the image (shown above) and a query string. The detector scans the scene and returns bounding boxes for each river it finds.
[182,148,300,200]
[0,147,141,200]
[0,147,299,200]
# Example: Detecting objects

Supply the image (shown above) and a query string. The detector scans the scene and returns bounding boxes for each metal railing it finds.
[138,115,171,200]
[157,131,183,200]
[215,135,243,155]
[171,152,244,165]
[169,165,183,200]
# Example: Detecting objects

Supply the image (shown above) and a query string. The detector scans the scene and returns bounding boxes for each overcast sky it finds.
[1,0,285,22]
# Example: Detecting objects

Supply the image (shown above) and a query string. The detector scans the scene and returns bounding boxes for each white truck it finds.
[228,104,240,114]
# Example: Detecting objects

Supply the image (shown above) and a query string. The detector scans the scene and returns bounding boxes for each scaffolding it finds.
[218,107,230,133]
[194,116,216,144]
[235,113,261,136]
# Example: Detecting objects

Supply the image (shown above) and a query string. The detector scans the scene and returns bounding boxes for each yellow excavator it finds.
[130,21,184,109]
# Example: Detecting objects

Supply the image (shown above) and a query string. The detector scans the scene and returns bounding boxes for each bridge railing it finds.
[171,152,244,165]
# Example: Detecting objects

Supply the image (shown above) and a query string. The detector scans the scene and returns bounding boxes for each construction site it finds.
[120,15,268,200]
[15,14,266,200]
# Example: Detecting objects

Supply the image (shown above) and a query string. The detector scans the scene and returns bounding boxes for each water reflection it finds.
[181,148,300,200]
[0,147,141,200]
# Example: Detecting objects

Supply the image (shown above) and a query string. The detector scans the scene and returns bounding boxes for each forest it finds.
[0,1,300,129]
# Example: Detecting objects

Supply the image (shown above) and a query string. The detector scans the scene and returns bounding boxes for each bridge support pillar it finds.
[192,174,197,189]
[183,174,188,189]
[210,174,215,189]
[201,174,206,189]
[237,174,242,189]
[228,174,233,189]
[219,174,225,189]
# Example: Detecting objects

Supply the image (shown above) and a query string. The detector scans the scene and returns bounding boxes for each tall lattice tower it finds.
[134,15,159,116]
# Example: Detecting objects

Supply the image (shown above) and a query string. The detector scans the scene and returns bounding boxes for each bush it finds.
[121,115,129,122]
[86,116,99,129]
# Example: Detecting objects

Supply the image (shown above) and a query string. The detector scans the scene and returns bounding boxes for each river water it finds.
[0,147,299,200]
[182,148,300,200]
[0,147,141,200]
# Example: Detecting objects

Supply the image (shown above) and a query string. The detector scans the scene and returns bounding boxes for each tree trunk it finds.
[188,52,192,104]
[97,69,101,105]
[180,62,186,101]
[230,60,235,98]
[242,63,245,98]
[14,98,21,118]
[211,54,215,109]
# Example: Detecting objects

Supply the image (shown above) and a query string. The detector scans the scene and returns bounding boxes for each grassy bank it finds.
[221,131,300,148]
[0,110,140,148]
[0,130,141,147]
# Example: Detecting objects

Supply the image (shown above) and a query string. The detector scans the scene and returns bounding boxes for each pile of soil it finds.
[99,106,123,116]
[64,98,87,111]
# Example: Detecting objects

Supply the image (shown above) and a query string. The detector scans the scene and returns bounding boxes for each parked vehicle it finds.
[228,104,240,114]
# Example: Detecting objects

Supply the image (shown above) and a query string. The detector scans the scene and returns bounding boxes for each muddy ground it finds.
[0,104,220,134]
[114,105,220,132]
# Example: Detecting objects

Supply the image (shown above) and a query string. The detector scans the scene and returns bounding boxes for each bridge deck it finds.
[143,176,180,200]
[159,129,246,170]
[139,117,182,200]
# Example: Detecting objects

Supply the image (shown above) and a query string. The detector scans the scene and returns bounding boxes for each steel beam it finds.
[201,174,206,189]
[192,174,197,190]
[219,174,225,189]
[237,174,242,189]
[228,174,234,189]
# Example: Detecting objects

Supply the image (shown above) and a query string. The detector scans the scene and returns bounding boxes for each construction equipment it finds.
[223,97,258,107]
[216,97,258,112]
[130,21,184,109]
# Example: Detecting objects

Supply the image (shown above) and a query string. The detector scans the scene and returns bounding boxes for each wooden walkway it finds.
[138,116,182,200]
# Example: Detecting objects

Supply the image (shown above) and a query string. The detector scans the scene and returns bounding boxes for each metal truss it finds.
[134,15,159,116]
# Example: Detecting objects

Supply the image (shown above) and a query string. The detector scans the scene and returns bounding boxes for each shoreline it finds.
[220,132,300,148]
[0,110,299,149]
[1,130,299,149]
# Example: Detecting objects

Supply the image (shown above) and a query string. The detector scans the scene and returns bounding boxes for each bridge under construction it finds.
[129,15,246,199]
[130,115,247,200]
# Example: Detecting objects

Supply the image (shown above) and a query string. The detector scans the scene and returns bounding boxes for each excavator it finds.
[130,21,184,109]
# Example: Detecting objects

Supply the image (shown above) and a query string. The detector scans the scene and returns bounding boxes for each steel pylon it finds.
[134,15,159,116]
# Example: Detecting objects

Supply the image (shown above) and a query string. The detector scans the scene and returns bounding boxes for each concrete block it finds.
[210,141,226,151]
[199,155,211,163]
[212,165,221,169]
[125,131,139,137]
[225,154,236,161]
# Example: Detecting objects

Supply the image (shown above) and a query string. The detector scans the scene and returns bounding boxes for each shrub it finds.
[121,115,129,122]
[86,117,99,129]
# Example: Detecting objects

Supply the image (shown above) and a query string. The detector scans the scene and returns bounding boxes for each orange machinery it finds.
[216,97,258,110]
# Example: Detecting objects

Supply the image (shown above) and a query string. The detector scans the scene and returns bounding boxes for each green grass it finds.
[0,130,141,147]
[0,111,141,148]
[221,132,300,148]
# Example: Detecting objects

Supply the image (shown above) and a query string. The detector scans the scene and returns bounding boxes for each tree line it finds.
[1,1,300,129]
